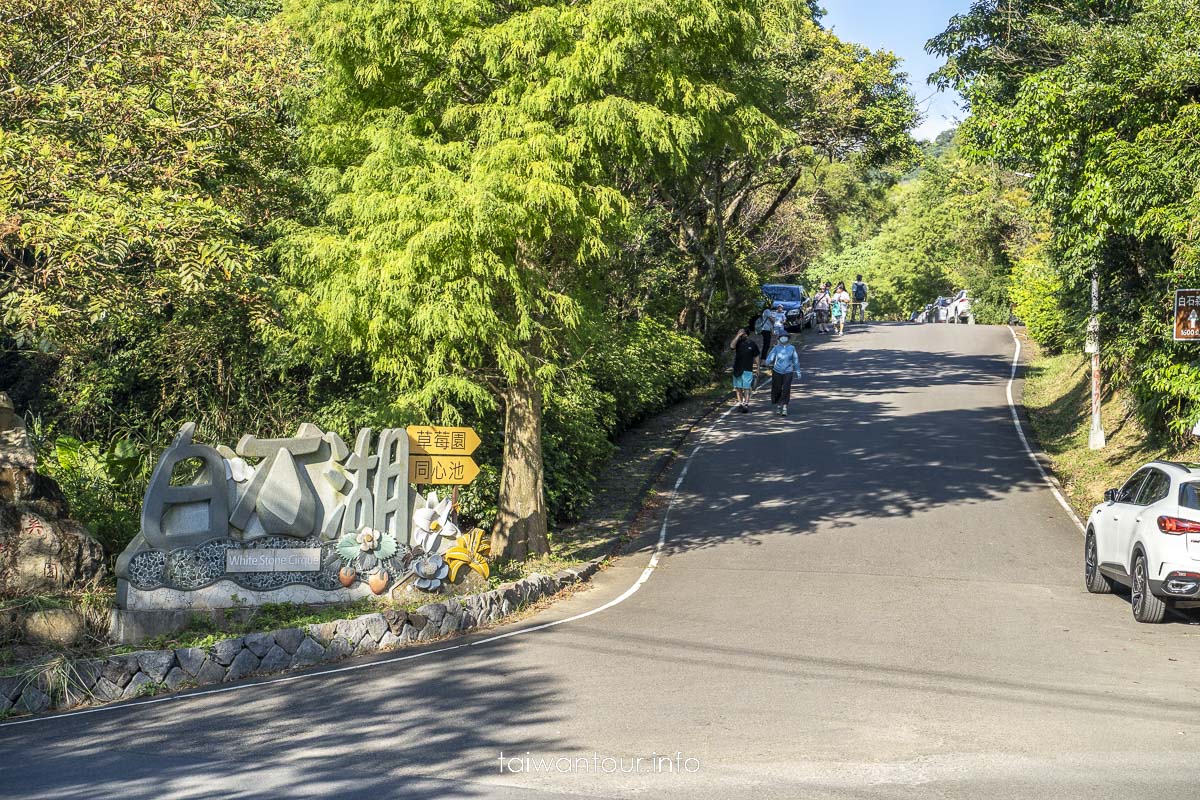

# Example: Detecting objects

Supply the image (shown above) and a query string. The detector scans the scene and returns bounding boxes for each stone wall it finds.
[1,561,599,717]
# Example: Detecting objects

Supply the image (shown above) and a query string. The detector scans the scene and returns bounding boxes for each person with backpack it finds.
[756,302,784,356]
[851,275,868,323]
[765,333,801,416]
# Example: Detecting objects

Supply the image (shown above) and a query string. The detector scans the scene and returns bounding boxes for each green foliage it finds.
[931,0,1200,438]
[813,134,1041,319]
[28,422,147,556]
[1011,243,1070,351]
[0,0,312,443]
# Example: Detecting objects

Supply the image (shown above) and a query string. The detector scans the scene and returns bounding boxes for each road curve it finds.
[2,323,1198,800]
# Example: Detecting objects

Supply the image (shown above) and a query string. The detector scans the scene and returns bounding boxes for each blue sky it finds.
[821,0,970,141]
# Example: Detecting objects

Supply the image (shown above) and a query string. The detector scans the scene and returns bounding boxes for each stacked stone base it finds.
[1,561,599,717]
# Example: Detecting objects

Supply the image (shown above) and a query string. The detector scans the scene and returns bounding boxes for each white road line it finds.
[1006,326,1087,534]
[1,393,749,729]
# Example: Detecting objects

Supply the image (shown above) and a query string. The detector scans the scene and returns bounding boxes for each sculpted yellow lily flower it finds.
[445,528,490,582]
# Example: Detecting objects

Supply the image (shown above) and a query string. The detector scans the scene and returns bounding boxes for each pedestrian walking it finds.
[813,284,832,335]
[832,281,851,336]
[765,333,801,416]
[851,274,868,323]
[729,327,760,413]
[757,303,784,355]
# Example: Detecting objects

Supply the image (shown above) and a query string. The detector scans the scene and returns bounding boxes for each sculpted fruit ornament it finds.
[338,566,357,587]
[368,570,390,595]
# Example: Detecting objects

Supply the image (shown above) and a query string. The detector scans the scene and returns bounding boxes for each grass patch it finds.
[1022,337,1200,516]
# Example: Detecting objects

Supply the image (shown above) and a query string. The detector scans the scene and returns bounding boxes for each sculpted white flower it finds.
[356,528,381,552]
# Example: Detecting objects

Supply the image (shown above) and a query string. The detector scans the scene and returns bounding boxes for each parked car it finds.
[916,303,936,323]
[1085,460,1200,622]
[930,297,952,323]
[761,283,814,330]
[947,290,973,324]
[909,309,923,322]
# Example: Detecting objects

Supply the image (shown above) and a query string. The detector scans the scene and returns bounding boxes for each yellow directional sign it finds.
[408,455,480,485]
[406,426,481,456]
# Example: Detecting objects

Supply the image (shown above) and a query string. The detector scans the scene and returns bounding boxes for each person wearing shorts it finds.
[729,328,760,413]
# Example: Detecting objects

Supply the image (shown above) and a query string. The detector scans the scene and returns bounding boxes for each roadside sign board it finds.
[408,455,480,485]
[1175,289,1200,341]
[406,425,481,456]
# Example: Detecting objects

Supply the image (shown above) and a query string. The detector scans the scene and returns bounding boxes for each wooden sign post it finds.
[406,426,481,485]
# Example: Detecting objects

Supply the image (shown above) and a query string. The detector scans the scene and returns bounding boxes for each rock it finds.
[242,632,274,658]
[20,607,86,648]
[273,628,304,655]
[378,631,401,649]
[438,613,459,636]
[92,677,124,702]
[210,637,244,667]
[0,392,38,503]
[399,623,418,643]
[102,655,140,688]
[500,599,514,617]
[1,512,106,596]
[123,672,156,699]
[362,613,388,642]
[416,624,438,642]
[163,667,188,692]
[175,647,207,677]
[554,569,577,586]
[382,609,407,636]
[460,611,476,630]
[135,650,176,682]
[194,658,227,686]
[258,645,292,674]
[0,675,24,702]
[223,648,260,682]
[291,637,326,668]
[305,622,337,646]
[17,685,51,714]
[354,635,378,656]
[334,617,366,647]
[67,659,103,701]
[0,695,12,715]
[407,612,426,631]
[325,637,353,661]
[416,603,446,626]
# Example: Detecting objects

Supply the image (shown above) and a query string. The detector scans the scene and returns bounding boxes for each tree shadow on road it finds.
[0,638,577,800]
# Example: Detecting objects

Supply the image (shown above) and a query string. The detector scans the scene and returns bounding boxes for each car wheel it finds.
[1084,530,1113,594]
[1131,551,1167,623]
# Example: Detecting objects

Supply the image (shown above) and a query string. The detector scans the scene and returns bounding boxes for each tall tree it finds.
[281,0,854,558]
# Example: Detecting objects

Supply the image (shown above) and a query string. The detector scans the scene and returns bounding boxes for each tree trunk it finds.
[490,369,548,561]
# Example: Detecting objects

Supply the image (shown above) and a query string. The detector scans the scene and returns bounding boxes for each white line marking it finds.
[1,391,751,729]
[1006,326,1087,533]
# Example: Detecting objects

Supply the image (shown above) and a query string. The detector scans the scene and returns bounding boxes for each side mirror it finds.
[1103,488,1118,503]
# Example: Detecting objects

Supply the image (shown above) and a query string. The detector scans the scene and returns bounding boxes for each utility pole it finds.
[1087,267,1106,449]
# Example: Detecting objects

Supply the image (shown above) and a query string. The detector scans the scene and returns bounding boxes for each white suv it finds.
[947,290,973,323]
[1085,461,1200,622]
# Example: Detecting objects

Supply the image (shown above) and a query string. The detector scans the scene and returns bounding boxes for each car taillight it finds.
[1157,515,1200,534]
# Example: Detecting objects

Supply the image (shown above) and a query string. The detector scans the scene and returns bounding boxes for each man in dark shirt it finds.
[729,328,760,413]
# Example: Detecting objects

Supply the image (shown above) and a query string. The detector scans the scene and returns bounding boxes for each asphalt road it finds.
[3,323,1199,800]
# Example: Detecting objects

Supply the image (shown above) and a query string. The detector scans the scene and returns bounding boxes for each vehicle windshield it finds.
[762,285,802,303]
